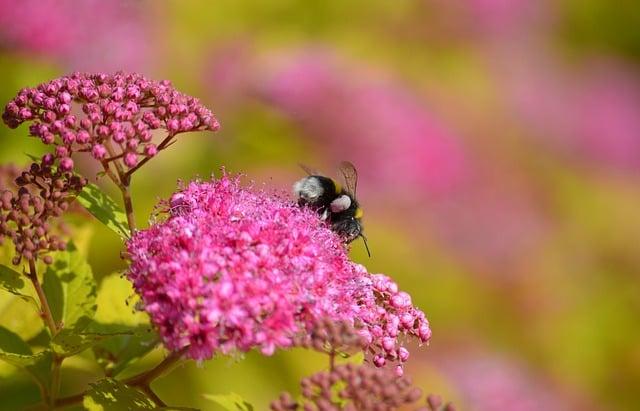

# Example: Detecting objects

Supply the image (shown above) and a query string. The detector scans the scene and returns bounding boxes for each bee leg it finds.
[320,208,330,221]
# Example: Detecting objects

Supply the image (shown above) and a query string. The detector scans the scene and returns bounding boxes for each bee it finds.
[293,161,371,257]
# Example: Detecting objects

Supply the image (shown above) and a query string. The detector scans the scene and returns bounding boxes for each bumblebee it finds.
[293,161,370,257]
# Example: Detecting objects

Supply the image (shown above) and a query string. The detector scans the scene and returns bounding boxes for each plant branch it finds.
[53,346,189,409]
[102,144,136,232]
[27,260,58,335]
[124,133,175,179]
[50,356,63,408]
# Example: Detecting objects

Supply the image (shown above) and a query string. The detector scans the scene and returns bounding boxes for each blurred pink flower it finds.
[0,0,155,71]
[503,55,640,176]
[437,353,594,411]
[260,51,471,198]
[127,174,430,365]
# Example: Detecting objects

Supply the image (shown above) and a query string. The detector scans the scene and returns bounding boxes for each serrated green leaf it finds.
[83,378,156,410]
[90,323,158,377]
[44,242,97,332]
[77,183,130,239]
[0,325,31,355]
[0,264,38,309]
[0,348,52,396]
[204,393,254,411]
[51,328,133,357]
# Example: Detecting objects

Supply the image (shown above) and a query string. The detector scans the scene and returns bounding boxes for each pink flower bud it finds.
[91,144,107,160]
[124,152,138,167]
[59,157,74,171]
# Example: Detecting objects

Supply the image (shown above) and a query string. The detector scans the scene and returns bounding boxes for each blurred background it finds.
[1,1,639,410]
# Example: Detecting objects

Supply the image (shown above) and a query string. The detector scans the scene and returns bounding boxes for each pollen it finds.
[355,207,364,218]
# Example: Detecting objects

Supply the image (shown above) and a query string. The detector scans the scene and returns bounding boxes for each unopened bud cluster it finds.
[295,318,367,356]
[270,363,423,411]
[0,159,86,265]
[2,72,219,174]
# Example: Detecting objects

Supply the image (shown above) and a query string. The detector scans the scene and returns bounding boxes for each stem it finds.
[53,347,189,409]
[50,356,63,408]
[123,346,188,386]
[120,183,136,233]
[329,349,336,372]
[124,133,174,179]
[28,260,58,334]
[102,144,136,232]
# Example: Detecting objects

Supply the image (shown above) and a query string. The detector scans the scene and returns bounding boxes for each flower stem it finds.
[120,183,136,233]
[102,145,136,233]
[123,346,188,386]
[49,356,63,408]
[27,260,58,335]
[329,349,336,372]
[53,347,189,409]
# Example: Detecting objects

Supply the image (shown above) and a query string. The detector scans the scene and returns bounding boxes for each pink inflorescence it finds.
[126,174,430,368]
[2,72,219,174]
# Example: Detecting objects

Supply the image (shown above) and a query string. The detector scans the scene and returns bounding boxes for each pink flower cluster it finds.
[2,72,219,173]
[126,174,430,369]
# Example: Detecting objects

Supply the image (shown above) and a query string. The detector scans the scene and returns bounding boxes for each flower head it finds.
[126,174,430,366]
[2,72,219,176]
[0,159,86,265]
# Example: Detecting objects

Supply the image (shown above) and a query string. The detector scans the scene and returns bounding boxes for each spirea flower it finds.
[2,72,219,177]
[126,174,430,366]
[0,158,86,265]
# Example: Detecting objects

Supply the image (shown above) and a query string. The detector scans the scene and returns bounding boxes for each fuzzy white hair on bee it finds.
[293,176,324,202]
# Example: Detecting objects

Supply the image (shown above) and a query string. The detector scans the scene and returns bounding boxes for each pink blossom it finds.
[126,174,430,364]
[437,353,596,411]
[502,55,640,176]
[0,0,155,71]
[260,51,470,198]
[3,72,219,174]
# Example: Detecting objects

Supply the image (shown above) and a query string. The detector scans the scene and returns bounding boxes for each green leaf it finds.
[204,393,254,411]
[44,242,97,332]
[0,264,39,309]
[0,325,31,355]
[42,268,64,325]
[0,293,44,341]
[83,378,156,410]
[51,328,131,357]
[0,349,53,396]
[77,183,130,239]
[90,324,158,377]
[94,273,149,326]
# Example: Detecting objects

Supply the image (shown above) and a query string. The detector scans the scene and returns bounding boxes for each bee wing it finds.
[298,163,320,176]
[338,161,358,196]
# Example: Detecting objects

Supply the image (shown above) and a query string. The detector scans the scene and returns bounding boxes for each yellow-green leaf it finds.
[77,183,130,239]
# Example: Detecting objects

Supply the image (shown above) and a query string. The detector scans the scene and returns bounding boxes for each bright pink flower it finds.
[126,174,430,365]
[3,72,219,174]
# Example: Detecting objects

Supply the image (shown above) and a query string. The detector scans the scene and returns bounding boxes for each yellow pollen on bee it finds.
[332,179,342,194]
[354,208,363,219]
